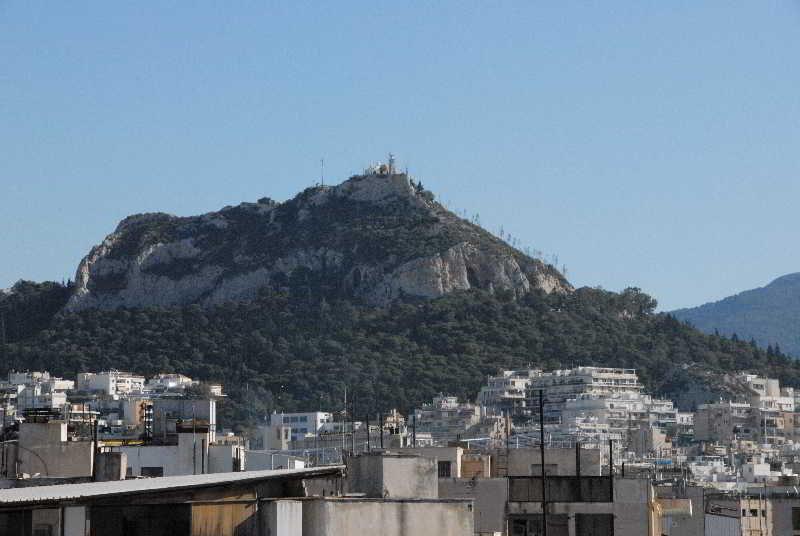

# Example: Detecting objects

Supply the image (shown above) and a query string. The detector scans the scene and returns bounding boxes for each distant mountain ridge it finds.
[672,273,800,357]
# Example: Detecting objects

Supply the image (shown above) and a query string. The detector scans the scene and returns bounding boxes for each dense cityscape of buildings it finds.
[2,365,800,535]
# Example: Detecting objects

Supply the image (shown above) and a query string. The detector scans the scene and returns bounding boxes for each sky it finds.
[1,2,799,311]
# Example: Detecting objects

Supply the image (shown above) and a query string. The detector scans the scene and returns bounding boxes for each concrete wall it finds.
[119,433,210,476]
[461,454,491,478]
[247,451,305,471]
[398,447,463,477]
[64,506,87,536]
[499,447,602,476]
[17,422,94,478]
[346,454,438,499]
[208,444,244,473]
[261,500,303,536]
[655,485,704,536]
[301,498,474,536]
[95,452,127,481]
[771,497,800,536]
[438,478,507,535]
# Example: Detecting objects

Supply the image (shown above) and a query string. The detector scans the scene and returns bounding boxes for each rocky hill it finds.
[67,170,569,311]
[3,166,800,432]
[672,273,800,357]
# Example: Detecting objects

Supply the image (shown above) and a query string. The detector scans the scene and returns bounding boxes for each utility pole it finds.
[538,389,547,536]
[412,412,417,447]
[342,386,347,455]
[351,393,356,454]
[192,403,197,475]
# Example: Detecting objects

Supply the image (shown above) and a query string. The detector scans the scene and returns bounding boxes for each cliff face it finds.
[66,172,570,311]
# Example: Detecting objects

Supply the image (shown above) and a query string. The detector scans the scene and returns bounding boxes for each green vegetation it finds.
[3,283,798,434]
[673,273,800,357]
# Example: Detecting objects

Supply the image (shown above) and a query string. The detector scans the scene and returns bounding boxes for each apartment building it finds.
[414,395,481,444]
[271,411,333,441]
[478,369,541,417]
[77,370,146,396]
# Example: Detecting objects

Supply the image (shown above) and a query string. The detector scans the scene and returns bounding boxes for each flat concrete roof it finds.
[0,466,344,506]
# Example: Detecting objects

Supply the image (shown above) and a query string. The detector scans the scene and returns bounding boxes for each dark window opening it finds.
[438,461,452,478]
[141,466,164,477]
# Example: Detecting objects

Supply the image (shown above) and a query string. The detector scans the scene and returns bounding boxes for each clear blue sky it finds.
[2,2,799,311]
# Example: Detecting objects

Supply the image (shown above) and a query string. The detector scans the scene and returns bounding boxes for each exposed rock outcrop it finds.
[66,170,571,311]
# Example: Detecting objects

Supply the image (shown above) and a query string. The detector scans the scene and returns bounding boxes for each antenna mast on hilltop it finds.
[320,158,325,186]
[388,153,396,174]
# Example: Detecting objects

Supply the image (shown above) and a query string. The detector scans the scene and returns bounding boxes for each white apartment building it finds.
[146,373,195,392]
[2,371,74,412]
[523,367,682,448]
[526,367,644,423]
[414,395,481,444]
[478,369,541,416]
[77,371,146,396]
[272,411,333,441]
[741,373,795,412]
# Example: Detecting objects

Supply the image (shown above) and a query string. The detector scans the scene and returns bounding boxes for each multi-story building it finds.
[271,411,333,441]
[2,371,74,413]
[696,374,797,446]
[525,367,644,424]
[77,371,146,396]
[146,373,195,392]
[694,401,755,443]
[414,395,481,444]
[478,369,541,417]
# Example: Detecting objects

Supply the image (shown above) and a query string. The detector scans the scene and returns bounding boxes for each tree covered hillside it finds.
[672,273,800,357]
[3,284,798,433]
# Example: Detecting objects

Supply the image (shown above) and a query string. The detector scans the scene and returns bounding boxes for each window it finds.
[750,509,759,517]
[791,507,800,529]
[438,461,452,477]
[575,514,613,535]
[141,466,164,477]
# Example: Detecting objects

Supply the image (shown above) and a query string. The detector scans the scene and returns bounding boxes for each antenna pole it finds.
[320,158,324,186]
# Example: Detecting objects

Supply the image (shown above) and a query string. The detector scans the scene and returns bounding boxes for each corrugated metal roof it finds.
[0,466,344,506]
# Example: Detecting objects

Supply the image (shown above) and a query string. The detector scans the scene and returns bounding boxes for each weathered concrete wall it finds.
[399,447,462,477]
[772,497,800,536]
[346,454,437,499]
[655,485,704,536]
[18,423,94,478]
[208,444,245,473]
[301,498,474,536]
[261,500,303,536]
[461,454,491,478]
[95,452,127,481]
[438,478,507,534]
[64,506,87,536]
[498,447,602,476]
[118,433,209,476]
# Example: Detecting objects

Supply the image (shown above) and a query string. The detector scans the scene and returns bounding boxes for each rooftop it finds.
[0,466,344,506]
